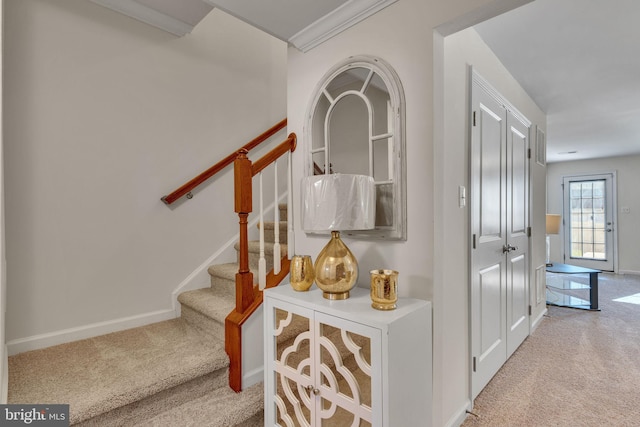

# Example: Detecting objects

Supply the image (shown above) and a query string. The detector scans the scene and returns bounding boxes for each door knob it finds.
[502,244,518,253]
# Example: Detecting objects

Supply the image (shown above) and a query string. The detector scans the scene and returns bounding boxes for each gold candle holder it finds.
[290,255,315,292]
[370,269,398,310]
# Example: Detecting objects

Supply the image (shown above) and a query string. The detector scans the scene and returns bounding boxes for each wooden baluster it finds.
[287,150,295,256]
[234,149,254,313]
[273,160,281,275]
[258,172,266,290]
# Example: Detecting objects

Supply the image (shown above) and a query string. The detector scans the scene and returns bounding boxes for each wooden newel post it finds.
[234,149,254,313]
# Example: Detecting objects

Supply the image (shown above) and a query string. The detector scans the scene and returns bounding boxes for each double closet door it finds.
[470,71,531,399]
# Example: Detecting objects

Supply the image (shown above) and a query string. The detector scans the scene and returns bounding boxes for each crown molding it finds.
[289,0,398,52]
[90,0,193,36]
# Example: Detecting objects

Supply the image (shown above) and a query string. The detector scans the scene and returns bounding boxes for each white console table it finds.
[263,285,432,427]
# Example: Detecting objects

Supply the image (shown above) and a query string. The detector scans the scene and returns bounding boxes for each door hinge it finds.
[528,148,532,159]
[527,226,532,237]
[528,305,532,316]
[472,356,477,372]
[473,111,476,126]
[472,234,477,249]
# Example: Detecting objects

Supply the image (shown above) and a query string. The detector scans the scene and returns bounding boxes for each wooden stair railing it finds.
[226,133,297,392]
[161,119,287,205]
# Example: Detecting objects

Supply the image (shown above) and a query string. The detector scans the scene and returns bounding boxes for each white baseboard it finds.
[7,308,175,356]
[243,366,264,390]
[619,270,640,276]
[530,306,547,332]
[444,399,473,427]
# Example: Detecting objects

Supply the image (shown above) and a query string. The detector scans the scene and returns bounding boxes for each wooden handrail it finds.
[161,118,287,205]
[226,132,297,392]
[251,135,298,176]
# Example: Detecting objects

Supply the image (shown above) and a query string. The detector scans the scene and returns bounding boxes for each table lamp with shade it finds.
[302,174,376,300]
[546,214,561,266]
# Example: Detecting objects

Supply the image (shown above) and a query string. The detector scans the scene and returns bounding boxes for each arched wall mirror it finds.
[305,55,406,240]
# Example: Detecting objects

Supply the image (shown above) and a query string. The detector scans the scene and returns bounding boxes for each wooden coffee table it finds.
[546,263,601,310]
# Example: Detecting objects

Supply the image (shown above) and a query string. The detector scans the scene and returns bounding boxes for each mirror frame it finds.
[305,55,406,240]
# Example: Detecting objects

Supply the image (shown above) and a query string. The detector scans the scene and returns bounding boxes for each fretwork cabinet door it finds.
[264,286,431,427]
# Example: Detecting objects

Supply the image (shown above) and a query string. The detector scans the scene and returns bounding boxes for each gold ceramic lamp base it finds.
[314,231,358,300]
[323,290,350,300]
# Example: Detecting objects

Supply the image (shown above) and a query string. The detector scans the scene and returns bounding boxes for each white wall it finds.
[546,155,640,274]
[286,0,538,425]
[3,0,286,349]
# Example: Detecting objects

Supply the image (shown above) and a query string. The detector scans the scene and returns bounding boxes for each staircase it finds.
[178,204,288,343]
[7,205,288,426]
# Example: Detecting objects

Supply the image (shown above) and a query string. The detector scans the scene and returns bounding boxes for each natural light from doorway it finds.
[613,293,640,305]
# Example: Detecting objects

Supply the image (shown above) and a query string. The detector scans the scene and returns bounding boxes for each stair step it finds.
[240,240,288,256]
[236,241,288,272]
[8,319,228,425]
[278,203,288,218]
[178,288,234,341]
[135,382,264,427]
[77,369,228,426]
[207,262,249,288]
[258,221,289,242]
[208,262,242,282]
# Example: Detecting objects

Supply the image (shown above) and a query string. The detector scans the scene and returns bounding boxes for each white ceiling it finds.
[474,0,640,163]
[203,0,350,41]
[134,0,213,26]
[203,0,397,52]
[93,0,397,51]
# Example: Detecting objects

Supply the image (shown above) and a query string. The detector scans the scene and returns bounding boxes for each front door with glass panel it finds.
[562,173,615,271]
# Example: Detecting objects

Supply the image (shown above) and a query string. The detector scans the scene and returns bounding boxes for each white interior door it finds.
[505,112,530,357]
[470,88,507,399]
[470,73,530,399]
[562,173,615,271]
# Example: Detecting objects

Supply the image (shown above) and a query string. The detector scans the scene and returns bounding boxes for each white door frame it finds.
[561,171,618,272]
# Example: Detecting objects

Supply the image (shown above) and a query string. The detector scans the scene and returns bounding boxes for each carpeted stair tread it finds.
[133,382,264,427]
[258,221,288,233]
[207,262,250,282]
[76,369,228,426]
[178,288,235,324]
[233,410,264,427]
[235,240,288,256]
[8,318,228,424]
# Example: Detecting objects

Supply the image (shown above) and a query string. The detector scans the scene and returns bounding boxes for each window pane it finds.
[568,179,608,261]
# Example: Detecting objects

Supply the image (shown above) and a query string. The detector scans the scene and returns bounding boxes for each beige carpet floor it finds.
[462,272,640,427]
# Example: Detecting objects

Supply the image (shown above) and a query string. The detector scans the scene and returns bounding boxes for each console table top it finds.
[546,263,601,274]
